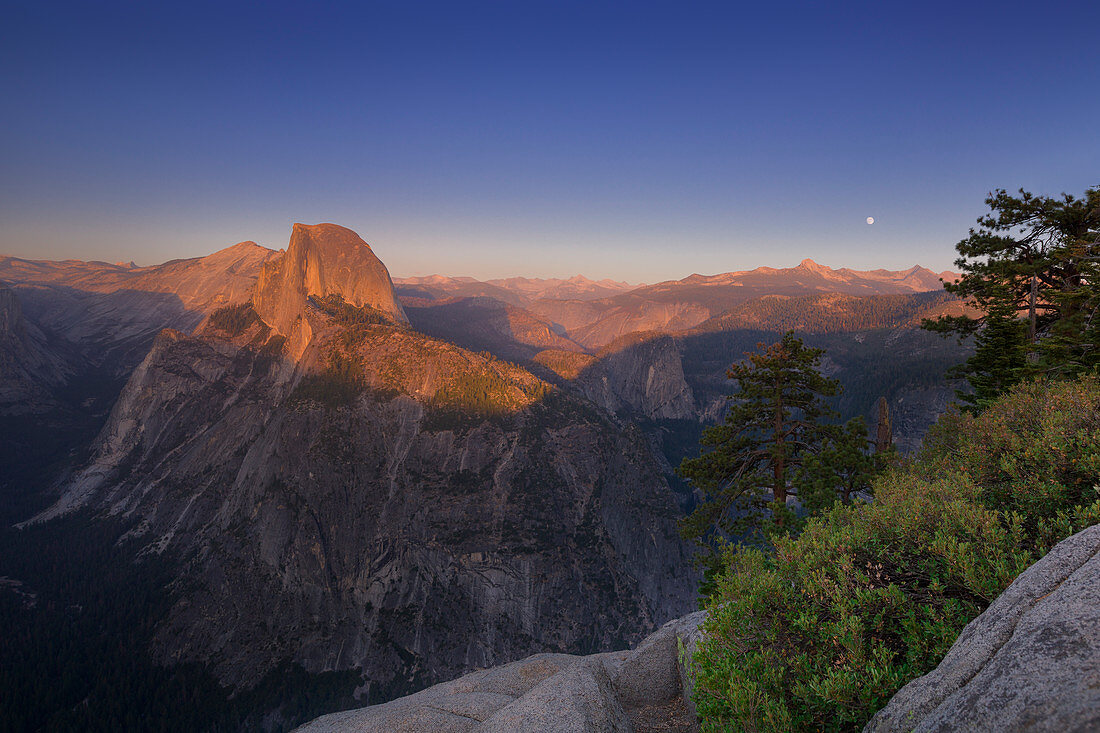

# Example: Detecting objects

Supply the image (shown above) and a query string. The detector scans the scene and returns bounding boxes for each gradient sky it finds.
[2,0,1098,282]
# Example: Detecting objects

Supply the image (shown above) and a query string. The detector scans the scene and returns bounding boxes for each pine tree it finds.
[677,332,841,577]
[924,186,1100,410]
[796,417,877,515]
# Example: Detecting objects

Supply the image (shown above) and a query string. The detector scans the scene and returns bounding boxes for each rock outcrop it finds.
[254,223,408,339]
[866,524,1100,733]
[296,611,707,732]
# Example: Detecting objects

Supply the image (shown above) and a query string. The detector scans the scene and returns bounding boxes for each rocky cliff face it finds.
[575,334,695,421]
[0,284,23,338]
[35,237,695,698]
[254,223,408,339]
[406,297,585,363]
[0,282,73,414]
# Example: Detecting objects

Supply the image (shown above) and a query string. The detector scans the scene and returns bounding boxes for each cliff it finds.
[575,334,695,421]
[0,241,279,376]
[0,282,73,414]
[296,611,706,733]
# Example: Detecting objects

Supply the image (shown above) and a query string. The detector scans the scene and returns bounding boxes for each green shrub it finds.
[693,377,1100,732]
[918,376,1100,540]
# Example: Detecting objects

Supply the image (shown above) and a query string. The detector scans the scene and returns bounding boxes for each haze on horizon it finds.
[1,0,1097,282]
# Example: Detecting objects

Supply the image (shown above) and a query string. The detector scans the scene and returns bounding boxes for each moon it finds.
[866,217,875,225]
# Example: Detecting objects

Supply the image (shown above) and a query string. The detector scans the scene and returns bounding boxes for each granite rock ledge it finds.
[865,523,1100,733]
[295,610,707,733]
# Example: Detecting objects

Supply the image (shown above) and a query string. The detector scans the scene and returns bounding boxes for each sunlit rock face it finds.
[0,241,280,377]
[253,223,408,339]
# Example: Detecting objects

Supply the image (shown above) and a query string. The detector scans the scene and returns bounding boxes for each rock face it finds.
[34,236,696,696]
[295,611,707,732]
[866,524,1100,733]
[405,297,585,363]
[0,282,73,414]
[254,223,408,338]
[0,283,23,338]
[576,334,695,421]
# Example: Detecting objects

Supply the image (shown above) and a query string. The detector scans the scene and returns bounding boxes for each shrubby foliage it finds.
[691,377,1100,732]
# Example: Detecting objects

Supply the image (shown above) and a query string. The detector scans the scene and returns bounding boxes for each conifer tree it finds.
[677,332,847,576]
[796,417,877,515]
[925,186,1100,410]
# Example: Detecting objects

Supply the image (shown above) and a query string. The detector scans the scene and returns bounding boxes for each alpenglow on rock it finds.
[253,222,409,338]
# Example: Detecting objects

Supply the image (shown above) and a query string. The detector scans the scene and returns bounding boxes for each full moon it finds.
[866,217,875,225]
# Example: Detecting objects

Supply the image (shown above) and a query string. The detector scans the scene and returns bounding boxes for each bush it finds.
[693,377,1100,732]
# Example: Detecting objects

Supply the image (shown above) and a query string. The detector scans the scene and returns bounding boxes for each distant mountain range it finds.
[394,260,953,307]
[395,274,638,304]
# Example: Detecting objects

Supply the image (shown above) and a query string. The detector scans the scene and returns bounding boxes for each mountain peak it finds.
[796,258,832,274]
[253,223,408,339]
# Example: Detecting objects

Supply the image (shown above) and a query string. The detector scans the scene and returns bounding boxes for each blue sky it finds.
[1,1,1097,281]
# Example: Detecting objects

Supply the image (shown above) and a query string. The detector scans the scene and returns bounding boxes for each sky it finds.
[1,1,1098,282]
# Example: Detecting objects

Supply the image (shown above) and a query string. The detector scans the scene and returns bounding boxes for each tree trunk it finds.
[773,384,786,517]
[875,396,892,453]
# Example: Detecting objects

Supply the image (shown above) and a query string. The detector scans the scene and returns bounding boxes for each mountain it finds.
[28,224,695,702]
[485,275,639,301]
[254,223,407,335]
[1,231,972,727]
[0,282,72,414]
[529,260,959,350]
[393,276,528,306]
[0,241,279,375]
[528,292,970,476]
[406,297,586,363]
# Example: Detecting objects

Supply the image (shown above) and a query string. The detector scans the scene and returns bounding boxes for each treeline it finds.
[699,291,956,335]
[207,303,260,337]
[691,377,1100,731]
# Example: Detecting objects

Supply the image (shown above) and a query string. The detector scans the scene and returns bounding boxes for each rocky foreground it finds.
[296,611,707,733]
[297,524,1100,732]
[866,522,1100,733]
